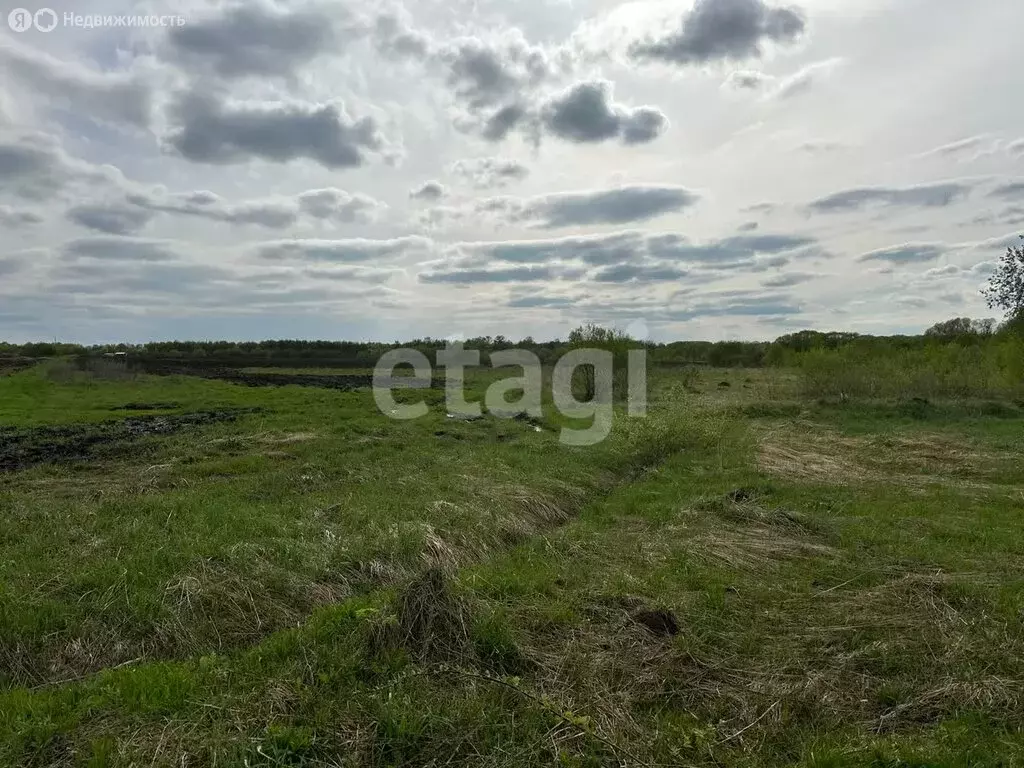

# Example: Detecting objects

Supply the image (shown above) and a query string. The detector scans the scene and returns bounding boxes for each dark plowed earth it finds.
[137,363,440,390]
[0,358,39,376]
[0,408,260,472]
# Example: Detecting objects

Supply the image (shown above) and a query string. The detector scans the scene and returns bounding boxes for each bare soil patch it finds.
[0,408,260,471]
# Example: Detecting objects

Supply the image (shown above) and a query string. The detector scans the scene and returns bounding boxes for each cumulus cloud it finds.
[724,69,772,90]
[61,236,184,262]
[538,186,697,227]
[481,104,530,141]
[539,81,667,145]
[0,255,28,277]
[297,188,386,222]
[450,157,529,189]
[460,231,644,266]
[665,292,802,321]
[1009,139,1024,157]
[66,202,156,235]
[629,0,806,67]
[771,58,842,99]
[647,232,815,261]
[808,182,972,213]
[131,189,296,228]
[506,293,580,309]
[420,265,559,284]
[0,40,151,128]
[369,18,668,150]
[440,33,553,111]
[303,265,402,283]
[429,185,698,229]
[924,135,993,158]
[591,263,689,282]
[762,270,817,287]
[164,92,386,169]
[372,12,431,60]
[254,236,432,263]
[797,140,847,153]
[418,229,816,286]
[0,204,43,227]
[988,181,1024,200]
[724,58,841,100]
[520,185,699,227]
[410,181,445,201]
[858,243,947,264]
[163,3,347,80]
[0,131,118,200]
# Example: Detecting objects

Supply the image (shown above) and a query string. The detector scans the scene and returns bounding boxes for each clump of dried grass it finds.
[370,568,473,664]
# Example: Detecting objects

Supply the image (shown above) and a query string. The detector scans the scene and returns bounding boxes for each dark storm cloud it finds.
[629,0,806,66]
[164,92,385,169]
[808,182,972,213]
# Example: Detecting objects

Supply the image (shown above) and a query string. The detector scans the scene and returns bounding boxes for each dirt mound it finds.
[0,408,260,471]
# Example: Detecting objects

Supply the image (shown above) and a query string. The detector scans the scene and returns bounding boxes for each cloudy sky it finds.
[1,0,1022,343]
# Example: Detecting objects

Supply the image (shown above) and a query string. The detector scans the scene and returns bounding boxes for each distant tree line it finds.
[1,320,1018,370]
[5,235,1023,369]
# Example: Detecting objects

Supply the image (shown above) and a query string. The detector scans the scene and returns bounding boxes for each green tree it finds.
[567,324,639,401]
[924,317,995,340]
[982,235,1024,324]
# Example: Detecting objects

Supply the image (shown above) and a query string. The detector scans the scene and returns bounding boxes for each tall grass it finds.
[796,335,1024,401]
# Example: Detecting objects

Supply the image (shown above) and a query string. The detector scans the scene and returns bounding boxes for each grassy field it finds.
[0,362,1022,766]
